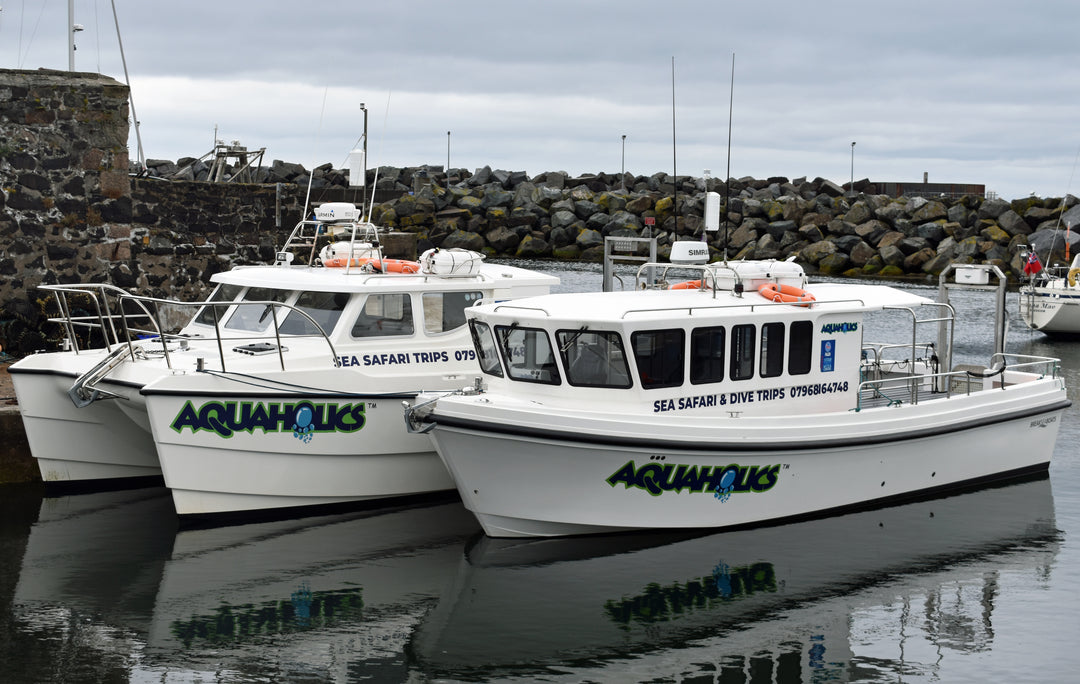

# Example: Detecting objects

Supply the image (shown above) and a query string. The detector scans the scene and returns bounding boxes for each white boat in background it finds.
[408,248,1069,538]
[11,201,557,518]
[1018,250,1080,336]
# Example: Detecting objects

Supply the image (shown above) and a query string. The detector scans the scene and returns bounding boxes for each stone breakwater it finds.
[147,157,1077,281]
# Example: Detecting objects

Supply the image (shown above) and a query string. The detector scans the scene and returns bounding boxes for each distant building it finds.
[876,181,987,200]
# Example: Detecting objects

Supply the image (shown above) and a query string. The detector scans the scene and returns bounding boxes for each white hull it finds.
[10,356,160,482]
[430,386,1065,537]
[144,368,463,517]
[1018,281,1080,334]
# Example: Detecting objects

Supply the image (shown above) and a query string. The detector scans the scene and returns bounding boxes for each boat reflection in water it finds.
[145,496,479,679]
[4,477,1061,681]
[413,476,1060,682]
[8,489,479,682]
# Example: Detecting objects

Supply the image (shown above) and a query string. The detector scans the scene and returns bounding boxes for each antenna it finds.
[724,52,735,263]
[302,87,329,222]
[671,56,677,239]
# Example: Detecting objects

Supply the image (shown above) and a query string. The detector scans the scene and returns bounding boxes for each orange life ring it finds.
[670,280,703,290]
[758,282,815,305]
[323,257,421,273]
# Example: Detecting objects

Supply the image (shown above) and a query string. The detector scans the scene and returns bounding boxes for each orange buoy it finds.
[670,280,703,290]
[323,257,421,273]
[758,282,815,306]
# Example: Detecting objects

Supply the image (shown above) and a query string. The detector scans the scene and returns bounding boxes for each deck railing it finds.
[41,283,340,373]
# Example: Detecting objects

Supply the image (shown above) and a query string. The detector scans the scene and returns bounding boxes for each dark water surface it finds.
[1,264,1077,683]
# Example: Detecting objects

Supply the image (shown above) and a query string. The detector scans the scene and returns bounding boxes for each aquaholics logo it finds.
[607,460,781,499]
[170,400,366,443]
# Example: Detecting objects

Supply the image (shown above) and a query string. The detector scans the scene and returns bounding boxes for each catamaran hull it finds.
[145,390,456,517]
[429,403,1066,538]
[9,364,159,483]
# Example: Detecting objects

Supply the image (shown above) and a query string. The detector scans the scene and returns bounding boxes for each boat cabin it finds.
[462,261,955,417]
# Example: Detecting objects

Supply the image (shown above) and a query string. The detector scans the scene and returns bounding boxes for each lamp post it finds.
[447,131,451,174]
[850,141,856,192]
[621,134,627,192]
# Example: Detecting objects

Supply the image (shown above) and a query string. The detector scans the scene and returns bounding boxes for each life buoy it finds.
[323,257,421,273]
[670,280,703,290]
[758,282,815,305]
[1068,268,1080,287]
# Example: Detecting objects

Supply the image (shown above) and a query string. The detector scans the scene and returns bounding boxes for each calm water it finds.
[0,264,1077,683]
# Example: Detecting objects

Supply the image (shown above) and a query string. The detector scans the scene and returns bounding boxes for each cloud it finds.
[4,0,1080,200]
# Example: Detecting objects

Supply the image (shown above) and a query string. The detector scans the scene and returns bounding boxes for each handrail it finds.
[39,284,341,372]
[856,353,1060,411]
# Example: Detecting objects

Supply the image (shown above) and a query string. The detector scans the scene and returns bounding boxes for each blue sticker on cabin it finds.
[821,339,834,372]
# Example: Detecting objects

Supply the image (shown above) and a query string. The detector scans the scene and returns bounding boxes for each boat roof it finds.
[475,281,934,324]
[210,262,559,293]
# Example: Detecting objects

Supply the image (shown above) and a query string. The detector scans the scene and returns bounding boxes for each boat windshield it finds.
[278,291,350,336]
[495,325,561,384]
[192,284,243,326]
[470,321,503,377]
[223,287,293,332]
[556,329,632,388]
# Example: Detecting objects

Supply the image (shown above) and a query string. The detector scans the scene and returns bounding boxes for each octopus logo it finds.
[713,467,738,503]
[292,404,316,443]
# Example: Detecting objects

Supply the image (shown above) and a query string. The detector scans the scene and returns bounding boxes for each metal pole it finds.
[621,134,626,191]
[68,0,76,70]
[447,131,451,177]
[850,141,856,191]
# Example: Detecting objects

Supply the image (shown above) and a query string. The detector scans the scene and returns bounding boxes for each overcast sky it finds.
[4,1,1080,201]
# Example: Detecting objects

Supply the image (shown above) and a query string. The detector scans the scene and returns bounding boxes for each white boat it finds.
[1018,251,1080,335]
[10,201,557,518]
[408,249,1069,538]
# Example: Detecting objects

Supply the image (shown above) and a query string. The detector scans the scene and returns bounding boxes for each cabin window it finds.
[632,329,685,389]
[470,321,503,377]
[423,291,485,334]
[224,287,292,332]
[690,326,725,385]
[788,320,813,375]
[730,324,756,381]
[557,329,632,388]
[760,322,785,378]
[278,291,350,336]
[193,284,243,327]
[495,326,561,384]
[350,293,415,338]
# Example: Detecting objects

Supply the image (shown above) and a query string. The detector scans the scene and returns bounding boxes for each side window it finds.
[194,284,242,326]
[788,320,813,376]
[279,291,350,336]
[730,324,755,381]
[224,287,292,332]
[423,291,484,334]
[557,329,632,388]
[760,322,785,378]
[495,326,561,384]
[350,293,415,338]
[690,326,725,385]
[632,329,684,389]
[470,320,503,377]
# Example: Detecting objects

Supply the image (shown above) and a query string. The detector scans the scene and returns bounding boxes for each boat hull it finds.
[1018,284,1080,335]
[9,361,160,483]
[429,400,1066,538]
[145,384,456,517]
